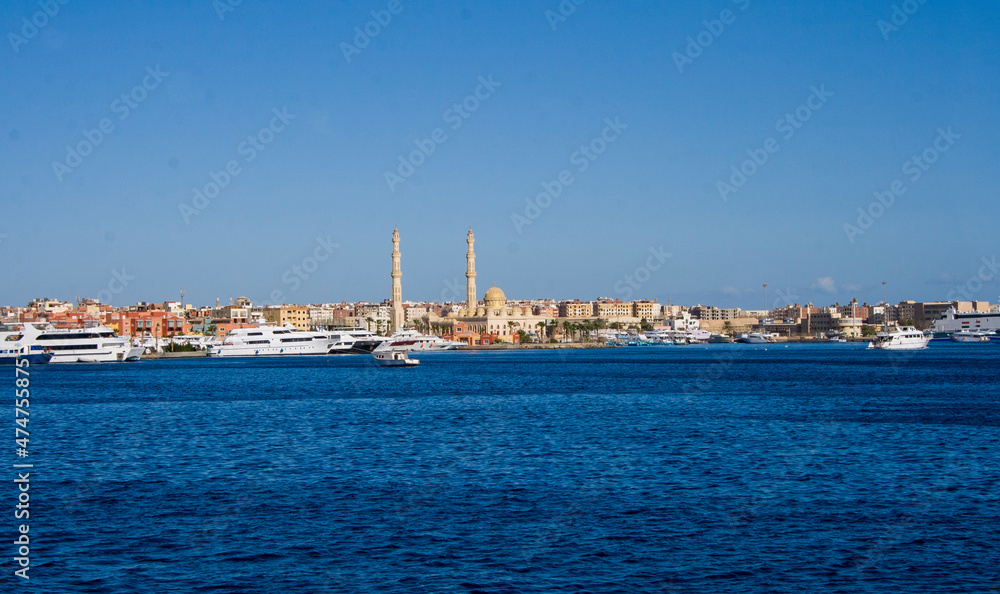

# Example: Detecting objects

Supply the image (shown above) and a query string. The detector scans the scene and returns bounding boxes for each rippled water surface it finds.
[19,344,1000,592]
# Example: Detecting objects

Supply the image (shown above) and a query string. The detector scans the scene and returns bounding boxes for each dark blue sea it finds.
[13,344,1000,593]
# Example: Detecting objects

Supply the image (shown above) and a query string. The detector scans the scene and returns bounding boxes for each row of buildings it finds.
[2,229,992,341]
[2,294,992,341]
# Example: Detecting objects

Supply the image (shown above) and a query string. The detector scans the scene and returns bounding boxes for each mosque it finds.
[389,228,547,344]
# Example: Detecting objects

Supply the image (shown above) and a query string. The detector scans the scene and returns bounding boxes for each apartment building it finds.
[263,305,310,331]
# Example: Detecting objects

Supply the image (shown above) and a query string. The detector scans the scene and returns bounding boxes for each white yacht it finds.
[867,326,930,350]
[931,307,1000,335]
[323,327,388,354]
[1,325,53,364]
[737,332,772,344]
[3,323,143,363]
[951,330,992,343]
[209,324,332,357]
[374,329,461,352]
[169,334,220,350]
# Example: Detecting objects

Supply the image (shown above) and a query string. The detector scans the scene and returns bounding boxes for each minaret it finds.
[390,228,404,332]
[466,228,477,314]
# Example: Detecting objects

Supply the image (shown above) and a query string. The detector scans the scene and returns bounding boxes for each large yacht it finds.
[931,307,1000,335]
[0,325,53,364]
[2,323,143,363]
[867,326,930,350]
[209,324,332,357]
[374,329,462,352]
[325,327,388,354]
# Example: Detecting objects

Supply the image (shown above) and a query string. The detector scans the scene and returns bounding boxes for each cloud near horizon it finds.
[811,277,838,294]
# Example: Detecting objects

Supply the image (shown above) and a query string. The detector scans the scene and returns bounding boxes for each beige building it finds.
[405,305,429,323]
[693,306,742,321]
[263,305,309,331]
[594,299,632,318]
[215,305,249,324]
[632,300,661,320]
[559,300,592,318]
[801,308,863,337]
[913,301,951,329]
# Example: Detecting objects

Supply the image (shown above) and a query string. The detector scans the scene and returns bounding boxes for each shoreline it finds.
[459,343,615,351]
[138,338,876,359]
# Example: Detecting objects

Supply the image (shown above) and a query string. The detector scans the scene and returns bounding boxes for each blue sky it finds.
[2,0,998,309]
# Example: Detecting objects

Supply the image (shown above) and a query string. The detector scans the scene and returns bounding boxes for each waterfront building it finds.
[658,311,701,332]
[691,305,742,321]
[535,304,559,317]
[29,298,72,313]
[263,305,309,331]
[104,311,191,338]
[632,300,661,320]
[801,308,863,337]
[559,300,592,318]
[913,301,952,329]
[594,299,632,318]
[404,305,429,324]
[897,301,916,324]
[215,305,249,324]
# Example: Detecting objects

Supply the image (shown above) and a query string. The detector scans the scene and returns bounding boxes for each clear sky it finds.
[2,0,998,310]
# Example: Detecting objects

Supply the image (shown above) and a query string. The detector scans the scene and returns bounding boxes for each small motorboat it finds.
[373,350,420,367]
[951,330,991,343]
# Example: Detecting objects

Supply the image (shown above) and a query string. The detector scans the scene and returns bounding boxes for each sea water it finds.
[21,344,1000,592]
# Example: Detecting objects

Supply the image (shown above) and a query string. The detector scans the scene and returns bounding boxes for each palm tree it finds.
[537,320,546,341]
[365,317,374,332]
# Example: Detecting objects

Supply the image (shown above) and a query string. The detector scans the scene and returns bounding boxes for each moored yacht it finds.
[321,327,389,354]
[931,307,1000,335]
[374,329,461,352]
[737,332,772,344]
[867,326,930,350]
[951,330,992,343]
[0,325,53,364]
[209,324,332,357]
[2,323,143,363]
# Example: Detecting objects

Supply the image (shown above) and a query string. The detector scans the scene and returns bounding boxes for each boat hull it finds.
[49,349,133,363]
[349,340,386,354]
[209,344,331,357]
[867,343,929,350]
[0,353,53,365]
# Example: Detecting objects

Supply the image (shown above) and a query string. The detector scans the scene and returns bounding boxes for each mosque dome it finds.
[484,286,506,307]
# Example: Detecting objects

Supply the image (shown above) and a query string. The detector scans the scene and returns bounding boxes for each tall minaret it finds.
[465,228,477,314]
[390,228,404,332]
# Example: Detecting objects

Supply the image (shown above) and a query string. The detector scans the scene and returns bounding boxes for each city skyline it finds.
[3,2,999,309]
